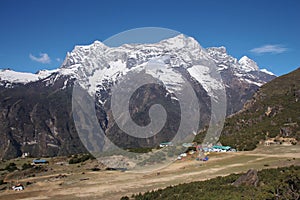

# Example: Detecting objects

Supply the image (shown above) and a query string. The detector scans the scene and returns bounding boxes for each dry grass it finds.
[0,144,299,200]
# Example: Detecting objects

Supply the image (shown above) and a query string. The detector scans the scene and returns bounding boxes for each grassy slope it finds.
[195,68,300,150]
[126,165,300,200]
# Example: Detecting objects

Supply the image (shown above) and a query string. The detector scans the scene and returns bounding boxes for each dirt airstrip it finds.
[0,145,299,200]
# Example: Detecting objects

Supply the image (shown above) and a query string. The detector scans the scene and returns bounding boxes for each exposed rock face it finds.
[0,76,87,159]
[233,169,259,187]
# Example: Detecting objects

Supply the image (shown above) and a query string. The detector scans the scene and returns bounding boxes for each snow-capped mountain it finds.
[207,46,274,86]
[1,34,274,91]
[0,69,49,87]
[0,35,276,159]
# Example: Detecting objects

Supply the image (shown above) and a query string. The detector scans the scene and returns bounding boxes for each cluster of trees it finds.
[121,165,300,200]
[68,153,95,164]
[0,162,36,173]
[126,148,153,153]
[2,162,18,172]
[22,163,33,170]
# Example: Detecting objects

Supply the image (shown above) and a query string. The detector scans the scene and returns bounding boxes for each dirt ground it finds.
[0,144,299,200]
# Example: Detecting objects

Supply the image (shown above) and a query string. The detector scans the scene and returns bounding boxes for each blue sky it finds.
[0,0,299,76]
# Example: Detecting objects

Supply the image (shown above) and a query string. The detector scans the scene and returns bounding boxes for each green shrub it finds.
[4,162,18,172]
[91,167,100,171]
[126,148,152,153]
[22,163,33,170]
[69,154,95,164]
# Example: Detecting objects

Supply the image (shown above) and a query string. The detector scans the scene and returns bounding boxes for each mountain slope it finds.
[0,35,276,159]
[127,166,300,200]
[0,76,87,159]
[206,68,300,150]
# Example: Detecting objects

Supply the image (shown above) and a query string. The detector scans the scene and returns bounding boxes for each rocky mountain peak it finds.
[238,56,259,72]
[159,34,201,50]
[206,46,238,66]
[208,46,227,54]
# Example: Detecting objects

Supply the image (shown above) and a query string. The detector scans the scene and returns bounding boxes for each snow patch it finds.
[260,69,275,76]
[88,59,128,94]
[187,65,223,98]
[144,61,185,93]
[243,78,263,87]
[0,69,48,84]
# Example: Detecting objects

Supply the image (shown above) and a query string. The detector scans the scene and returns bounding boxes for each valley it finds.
[1,2,299,200]
[0,144,299,199]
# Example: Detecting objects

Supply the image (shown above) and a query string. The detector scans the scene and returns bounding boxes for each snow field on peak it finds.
[187,65,224,98]
[260,69,275,76]
[0,69,54,84]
